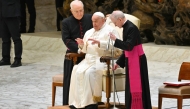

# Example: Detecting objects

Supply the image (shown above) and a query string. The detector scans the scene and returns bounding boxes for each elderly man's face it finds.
[92,15,105,31]
[70,5,84,20]
[110,17,123,28]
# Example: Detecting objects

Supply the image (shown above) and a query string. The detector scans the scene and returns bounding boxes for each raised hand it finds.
[75,38,84,45]
[88,38,100,45]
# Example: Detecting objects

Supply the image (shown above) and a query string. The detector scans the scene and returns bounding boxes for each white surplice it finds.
[69,23,120,108]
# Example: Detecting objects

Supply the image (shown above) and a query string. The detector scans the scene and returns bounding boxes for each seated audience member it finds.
[68,12,120,109]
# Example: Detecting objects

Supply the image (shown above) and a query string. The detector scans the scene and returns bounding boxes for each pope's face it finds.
[92,15,105,31]
[70,5,84,20]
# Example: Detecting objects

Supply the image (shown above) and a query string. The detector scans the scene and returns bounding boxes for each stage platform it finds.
[10,31,66,67]
[18,31,190,67]
[144,43,190,64]
[2,31,190,66]
[19,32,190,109]
[47,105,158,109]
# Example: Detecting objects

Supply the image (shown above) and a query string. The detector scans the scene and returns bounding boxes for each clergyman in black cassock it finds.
[61,1,93,105]
[109,11,152,109]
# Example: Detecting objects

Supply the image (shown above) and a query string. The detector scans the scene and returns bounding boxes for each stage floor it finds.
[0,32,190,109]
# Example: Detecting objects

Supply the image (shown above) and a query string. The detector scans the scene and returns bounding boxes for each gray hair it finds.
[70,0,84,9]
[110,10,125,20]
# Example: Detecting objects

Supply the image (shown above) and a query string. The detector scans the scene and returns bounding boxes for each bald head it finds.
[70,0,84,20]
[92,12,106,31]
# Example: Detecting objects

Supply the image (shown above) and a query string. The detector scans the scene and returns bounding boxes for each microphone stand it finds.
[110,40,119,109]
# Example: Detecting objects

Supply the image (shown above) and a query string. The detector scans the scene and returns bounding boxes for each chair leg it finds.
[177,97,183,109]
[52,82,56,106]
[105,75,111,109]
[158,94,162,109]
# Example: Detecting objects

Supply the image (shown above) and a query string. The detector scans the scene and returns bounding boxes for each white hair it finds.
[70,0,84,9]
[110,10,125,20]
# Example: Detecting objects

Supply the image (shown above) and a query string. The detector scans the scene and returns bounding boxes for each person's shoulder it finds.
[62,16,70,21]
[128,20,139,30]
[85,27,94,34]
[83,14,92,19]
[63,15,77,22]
[126,20,136,27]
[87,27,94,32]
[124,20,135,28]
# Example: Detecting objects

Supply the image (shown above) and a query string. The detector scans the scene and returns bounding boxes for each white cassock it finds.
[69,23,120,108]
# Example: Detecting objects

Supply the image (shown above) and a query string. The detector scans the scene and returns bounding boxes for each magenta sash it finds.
[125,44,144,109]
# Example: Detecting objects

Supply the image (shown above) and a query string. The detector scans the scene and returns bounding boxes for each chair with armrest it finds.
[52,53,85,106]
[64,53,125,109]
[99,56,125,109]
[158,62,190,109]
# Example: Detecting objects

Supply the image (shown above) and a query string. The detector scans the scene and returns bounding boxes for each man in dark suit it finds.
[20,0,36,33]
[55,0,65,31]
[61,0,93,105]
[0,0,23,67]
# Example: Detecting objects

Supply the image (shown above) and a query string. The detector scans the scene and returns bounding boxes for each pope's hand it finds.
[88,38,100,45]
[75,38,84,45]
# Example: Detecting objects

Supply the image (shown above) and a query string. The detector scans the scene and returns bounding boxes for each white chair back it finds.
[106,14,140,40]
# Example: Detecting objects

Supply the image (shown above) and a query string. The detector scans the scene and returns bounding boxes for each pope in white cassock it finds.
[69,12,120,109]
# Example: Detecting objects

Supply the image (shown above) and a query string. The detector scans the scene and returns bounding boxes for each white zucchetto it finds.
[93,12,105,18]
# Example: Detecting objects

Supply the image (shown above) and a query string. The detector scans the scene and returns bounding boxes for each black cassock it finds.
[114,20,152,109]
[61,14,93,105]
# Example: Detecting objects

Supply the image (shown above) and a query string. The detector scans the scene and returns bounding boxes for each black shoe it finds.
[0,59,11,66]
[85,104,98,109]
[10,60,22,68]
[28,29,34,33]
[69,105,77,109]
[20,29,26,33]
